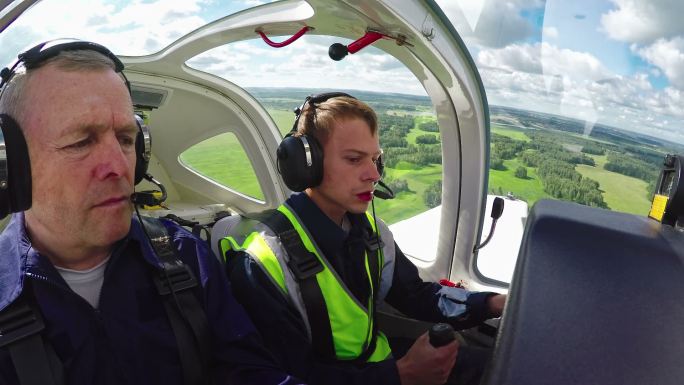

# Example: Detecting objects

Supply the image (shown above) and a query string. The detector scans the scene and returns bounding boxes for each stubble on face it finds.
[22,64,136,268]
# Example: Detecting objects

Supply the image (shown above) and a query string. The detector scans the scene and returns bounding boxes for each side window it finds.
[179,133,265,201]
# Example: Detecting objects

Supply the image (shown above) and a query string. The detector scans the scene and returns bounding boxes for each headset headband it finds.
[0,38,126,90]
[289,92,356,136]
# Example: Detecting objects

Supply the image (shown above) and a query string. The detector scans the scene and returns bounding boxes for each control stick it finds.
[429,323,455,347]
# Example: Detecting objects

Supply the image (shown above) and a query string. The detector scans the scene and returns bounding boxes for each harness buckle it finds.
[0,299,45,348]
[280,229,324,280]
[154,262,198,295]
[364,234,384,252]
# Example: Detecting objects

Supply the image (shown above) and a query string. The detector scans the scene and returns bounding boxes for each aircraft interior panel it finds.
[126,73,285,215]
[484,199,684,385]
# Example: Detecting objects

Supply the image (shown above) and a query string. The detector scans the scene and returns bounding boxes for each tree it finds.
[386,178,410,194]
[423,180,442,208]
[418,120,440,132]
[416,134,439,144]
[514,166,528,179]
[490,158,505,170]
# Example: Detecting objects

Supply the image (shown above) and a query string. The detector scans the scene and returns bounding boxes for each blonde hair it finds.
[296,96,377,143]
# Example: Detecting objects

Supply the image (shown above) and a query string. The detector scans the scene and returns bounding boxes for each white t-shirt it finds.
[55,256,110,308]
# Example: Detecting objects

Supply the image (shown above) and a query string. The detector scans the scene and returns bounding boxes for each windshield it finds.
[0,0,279,64]
[435,0,684,215]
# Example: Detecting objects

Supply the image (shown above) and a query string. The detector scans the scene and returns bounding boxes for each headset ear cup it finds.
[307,135,324,187]
[0,114,32,218]
[134,117,149,185]
[277,135,324,191]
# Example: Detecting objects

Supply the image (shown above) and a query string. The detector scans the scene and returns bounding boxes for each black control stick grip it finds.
[429,323,455,347]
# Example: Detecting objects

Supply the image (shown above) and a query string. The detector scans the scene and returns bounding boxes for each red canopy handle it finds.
[257,26,312,48]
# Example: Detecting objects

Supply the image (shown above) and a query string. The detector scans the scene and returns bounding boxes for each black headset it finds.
[0,38,151,219]
[277,92,384,192]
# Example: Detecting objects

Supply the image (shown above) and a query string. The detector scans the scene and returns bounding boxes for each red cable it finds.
[257,26,311,48]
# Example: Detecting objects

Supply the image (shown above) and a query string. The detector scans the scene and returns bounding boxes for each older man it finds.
[0,39,301,385]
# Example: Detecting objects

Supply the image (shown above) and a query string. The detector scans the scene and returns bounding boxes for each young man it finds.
[222,93,506,385]
[0,39,302,385]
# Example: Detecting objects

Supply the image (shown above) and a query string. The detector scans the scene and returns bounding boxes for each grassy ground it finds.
[179,133,264,200]
[576,162,651,216]
[491,124,531,142]
[268,109,296,136]
[592,154,608,168]
[374,164,442,223]
[488,159,550,206]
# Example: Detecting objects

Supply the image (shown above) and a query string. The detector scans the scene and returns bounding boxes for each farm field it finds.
[576,162,651,215]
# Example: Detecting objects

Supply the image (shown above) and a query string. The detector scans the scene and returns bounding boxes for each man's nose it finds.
[93,134,133,180]
[364,159,381,183]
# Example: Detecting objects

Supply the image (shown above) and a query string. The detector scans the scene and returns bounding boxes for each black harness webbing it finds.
[0,217,211,385]
[244,209,383,363]
[0,283,63,385]
[142,217,211,385]
[356,228,382,364]
[244,209,336,360]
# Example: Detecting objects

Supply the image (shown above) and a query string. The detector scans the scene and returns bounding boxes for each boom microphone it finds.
[131,173,167,206]
[373,180,395,200]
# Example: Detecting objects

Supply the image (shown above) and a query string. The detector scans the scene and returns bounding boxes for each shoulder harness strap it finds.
[141,216,211,385]
[355,218,383,364]
[243,209,337,360]
[0,281,64,385]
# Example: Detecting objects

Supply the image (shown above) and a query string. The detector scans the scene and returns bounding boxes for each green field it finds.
[489,122,544,205]
[269,109,295,136]
[491,124,531,142]
[179,133,265,200]
[180,109,296,201]
[488,159,550,206]
[374,164,442,223]
[576,162,651,215]
[487,129,652,215]
[591,154,608,168]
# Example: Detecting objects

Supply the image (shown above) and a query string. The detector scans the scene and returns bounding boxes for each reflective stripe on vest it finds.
[221,205,392,362]
[220,232,288,296]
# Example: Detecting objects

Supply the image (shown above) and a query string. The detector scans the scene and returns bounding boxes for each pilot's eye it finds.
[347,157,361,164]
[118,134,136,150]
[65,137,94,151]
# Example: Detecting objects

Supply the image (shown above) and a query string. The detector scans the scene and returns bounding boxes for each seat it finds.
[210,214,244,264]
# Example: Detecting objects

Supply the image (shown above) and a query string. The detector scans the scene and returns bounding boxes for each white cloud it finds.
[478,43,611,83]
[543,26,558,39]
[187,36,426,95]
[241,0,267,6]
[477,42,684,142]
[435,0,542,48]
[635,37,684,89]
[601,0,684,45]
[0,0,211,63]
[598,0,684,92]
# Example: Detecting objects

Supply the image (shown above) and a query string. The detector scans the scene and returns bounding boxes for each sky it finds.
[1,0,683,143]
